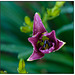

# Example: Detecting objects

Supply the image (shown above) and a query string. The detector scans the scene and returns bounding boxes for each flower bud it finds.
[25,16,31,25]
[20,26,31,33]
[51,7,61,16]
[56,1,65,8]
[17,59,27,74]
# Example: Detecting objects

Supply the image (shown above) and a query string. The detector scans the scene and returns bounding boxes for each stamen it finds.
[43,44,46,48]
[37,36,51,50]
[41,40,43,42]
[44,40,47,44]
[48,43,50,47]
[42,40,50,49]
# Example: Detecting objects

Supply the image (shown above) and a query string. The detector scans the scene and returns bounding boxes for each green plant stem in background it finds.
[42,12,51,32]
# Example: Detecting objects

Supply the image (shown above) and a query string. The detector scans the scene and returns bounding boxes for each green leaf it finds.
[1,2,26,27]
[18,50,32,59]
[1,53,18,73]
[26,61,73,73]
[61,6,73,14]
[56,23,73,36]
[1,44,32,54]
[18,49,73,67]
[62,46,74,53]
[44,52,73,67]
[1,32,23,45]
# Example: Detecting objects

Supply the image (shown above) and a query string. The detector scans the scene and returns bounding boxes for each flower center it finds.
[37,36,52,50]
[42,40,51,50]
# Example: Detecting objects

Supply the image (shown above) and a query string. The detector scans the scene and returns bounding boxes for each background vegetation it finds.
[1,1,74,74]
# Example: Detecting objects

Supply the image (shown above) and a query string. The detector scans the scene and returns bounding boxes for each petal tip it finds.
[63,41,66,45]
[34,12,39,17]
[59,41,66,49]
[27,58,33,61]
[35,12,38,15]
[54,40,66,52]
[52,30,55,32]
[62,41,66,46]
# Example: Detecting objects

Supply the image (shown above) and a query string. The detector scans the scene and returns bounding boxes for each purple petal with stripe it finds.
[43,30,57,44]
[27,50,44,61]
[33,13,47,35]
[54,39,66,51]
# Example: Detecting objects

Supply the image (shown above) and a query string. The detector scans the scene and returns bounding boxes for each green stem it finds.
[42,13,51,32]
[47,15,59,20]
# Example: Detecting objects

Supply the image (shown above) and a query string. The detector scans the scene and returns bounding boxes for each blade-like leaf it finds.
[18,49,73,67]
[56,23,73,36]
[61,6,73,14]
[1,53,18,73]
[1,44,32,54]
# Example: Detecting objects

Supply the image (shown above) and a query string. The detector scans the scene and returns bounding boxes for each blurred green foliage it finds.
[0,71,7,74]
[1,1,74,74]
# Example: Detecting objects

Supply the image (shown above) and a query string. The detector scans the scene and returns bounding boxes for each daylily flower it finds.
[27,13,65,61]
